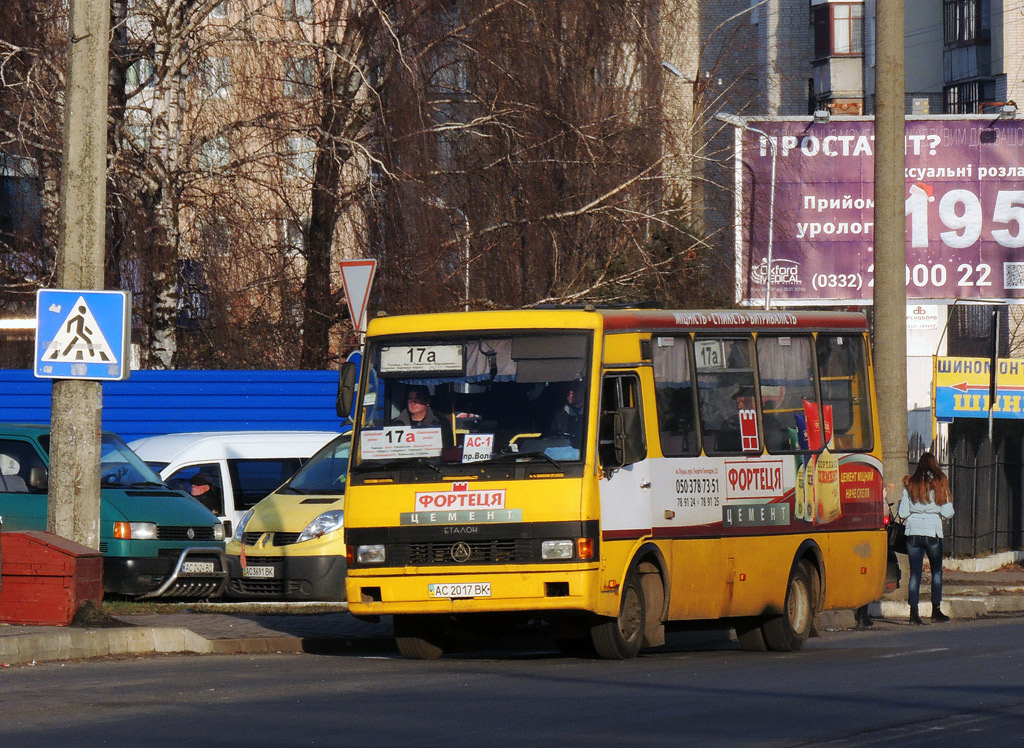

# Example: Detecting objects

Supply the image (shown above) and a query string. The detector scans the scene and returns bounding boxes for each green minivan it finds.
[0,424,228,598]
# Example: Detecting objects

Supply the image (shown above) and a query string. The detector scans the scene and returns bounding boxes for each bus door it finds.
[597,372,651,536]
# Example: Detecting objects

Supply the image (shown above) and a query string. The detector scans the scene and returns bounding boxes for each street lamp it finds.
[426,197,471,312]
[716,112,777,310]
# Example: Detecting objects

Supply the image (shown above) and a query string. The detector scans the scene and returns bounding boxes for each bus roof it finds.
[365,308,868,335]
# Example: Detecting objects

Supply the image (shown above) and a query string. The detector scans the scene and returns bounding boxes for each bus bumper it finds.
[347,568,600,616]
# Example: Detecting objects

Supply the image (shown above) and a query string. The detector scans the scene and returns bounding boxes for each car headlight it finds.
[232,509,254,543]
[541,539,574,560]
[114,521,157,540]
[214,522,226,541]
[297,510,345,543]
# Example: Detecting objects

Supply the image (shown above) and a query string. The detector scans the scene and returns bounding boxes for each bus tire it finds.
[762,560,815,652]
[393,615,446,660]
[590,575,646,659]
[734,617,768,651]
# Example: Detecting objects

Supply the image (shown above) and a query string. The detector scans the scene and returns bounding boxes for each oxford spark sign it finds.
[730,117,1024,306]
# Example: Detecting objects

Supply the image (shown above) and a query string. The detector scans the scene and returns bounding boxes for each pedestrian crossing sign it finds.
[34,290,131,381]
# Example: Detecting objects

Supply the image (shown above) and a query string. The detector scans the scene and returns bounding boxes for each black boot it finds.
[909,605,923,625]
[931,607,950,623]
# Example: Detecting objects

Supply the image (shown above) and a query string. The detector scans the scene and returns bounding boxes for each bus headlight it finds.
[298,510,345,543]
[541,539,574,560]
[356,544,386,564]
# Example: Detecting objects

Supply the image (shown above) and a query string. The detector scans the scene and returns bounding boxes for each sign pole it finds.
[49,0,110,549]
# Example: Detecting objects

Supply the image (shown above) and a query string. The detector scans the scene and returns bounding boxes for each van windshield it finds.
[41,433,168,488]
[352,332,592,471]
[283,434,351,494]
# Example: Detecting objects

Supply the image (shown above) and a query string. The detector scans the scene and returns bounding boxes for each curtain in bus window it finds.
[816,334,872,451]
[756,335,816,453]
[652,336,698,456]
[695,337,756,454]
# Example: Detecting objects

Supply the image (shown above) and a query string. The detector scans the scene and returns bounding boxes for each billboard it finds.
[731,118,1024,305]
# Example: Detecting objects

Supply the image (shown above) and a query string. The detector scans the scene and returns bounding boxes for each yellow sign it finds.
[934,356,1024,419]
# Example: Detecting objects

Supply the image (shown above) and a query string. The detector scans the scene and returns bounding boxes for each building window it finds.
[283,58,316,97]
[944,0,986,46]
[201,56,231,98]
[284,0,313,20]
[944,80,994,114]
[813,2,863,58]
[286,135,316,177]
[197,136,230,172]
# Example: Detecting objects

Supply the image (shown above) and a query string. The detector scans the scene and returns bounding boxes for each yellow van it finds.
[224,433,350,600]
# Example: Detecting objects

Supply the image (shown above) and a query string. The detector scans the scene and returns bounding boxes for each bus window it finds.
[652,336,698,456]
[816,334,873,451]
[756,335,816,453]
[695,337,757,454]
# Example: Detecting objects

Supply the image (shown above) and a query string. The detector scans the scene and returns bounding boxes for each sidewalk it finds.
[1,553,1023,667]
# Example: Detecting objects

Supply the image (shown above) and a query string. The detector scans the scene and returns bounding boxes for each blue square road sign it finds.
[35,289,132,381]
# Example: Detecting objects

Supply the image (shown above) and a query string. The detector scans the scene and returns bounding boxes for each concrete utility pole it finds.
[873,0,908,504]
[48,0,110,548]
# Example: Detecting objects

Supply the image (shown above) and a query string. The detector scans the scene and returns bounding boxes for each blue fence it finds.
[1,369,344,442]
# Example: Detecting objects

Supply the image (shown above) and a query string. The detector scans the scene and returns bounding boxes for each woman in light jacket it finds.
[898,452,955,624]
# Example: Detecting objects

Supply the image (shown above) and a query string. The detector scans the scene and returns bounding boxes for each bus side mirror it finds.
[337,360,358,418]
[599,408,644,468]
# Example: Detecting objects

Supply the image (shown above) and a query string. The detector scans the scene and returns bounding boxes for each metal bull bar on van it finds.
[140,547,229,599]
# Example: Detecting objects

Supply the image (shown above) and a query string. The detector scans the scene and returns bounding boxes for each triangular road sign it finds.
[340,259,377,333]
[42,296,117,363]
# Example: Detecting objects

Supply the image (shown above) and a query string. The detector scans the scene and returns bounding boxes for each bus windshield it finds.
[352,331,592,470]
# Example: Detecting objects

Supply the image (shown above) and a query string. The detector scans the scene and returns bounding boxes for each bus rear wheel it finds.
[590,575,646,659]
[393,615,446,660]
[761,560,815,652]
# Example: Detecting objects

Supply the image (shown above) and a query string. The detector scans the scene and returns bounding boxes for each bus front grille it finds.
[398,539,532,566]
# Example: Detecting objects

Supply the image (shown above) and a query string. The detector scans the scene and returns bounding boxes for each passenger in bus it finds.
[549,380,585,445]
[716,385,756,452]
[393,386,454,447]
[760,393,790,452]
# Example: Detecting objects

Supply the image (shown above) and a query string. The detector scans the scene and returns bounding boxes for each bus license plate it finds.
[243,565,275,579]
[181,561,215,574]
[428,582,491,598]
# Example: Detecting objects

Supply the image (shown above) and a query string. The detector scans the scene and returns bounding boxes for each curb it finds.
[0,627,217,667]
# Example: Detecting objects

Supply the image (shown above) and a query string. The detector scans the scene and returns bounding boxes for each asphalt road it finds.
[1,617,1022,748]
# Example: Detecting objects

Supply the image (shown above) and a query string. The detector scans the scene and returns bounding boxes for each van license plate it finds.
[428,582,491,598]
[181,561,215,574]
[243,565,274,579]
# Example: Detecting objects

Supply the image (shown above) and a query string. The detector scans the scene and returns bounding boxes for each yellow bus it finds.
[340,308,886,659]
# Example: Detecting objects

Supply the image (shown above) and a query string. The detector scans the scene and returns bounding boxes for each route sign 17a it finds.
[34,289,132,381]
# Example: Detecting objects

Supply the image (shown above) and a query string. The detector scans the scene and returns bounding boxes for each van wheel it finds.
[393,615,446,660]
[762,560,815,652]
[590,575,645,659]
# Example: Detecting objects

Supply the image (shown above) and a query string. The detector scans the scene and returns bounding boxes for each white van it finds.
[128,431,339,534]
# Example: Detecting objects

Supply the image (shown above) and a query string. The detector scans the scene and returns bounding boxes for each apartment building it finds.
[739,0,1024,116]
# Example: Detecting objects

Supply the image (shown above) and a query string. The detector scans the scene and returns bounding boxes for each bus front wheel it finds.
[761,560,815,652]
[394,615,446,660]
[590,575,646,659]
